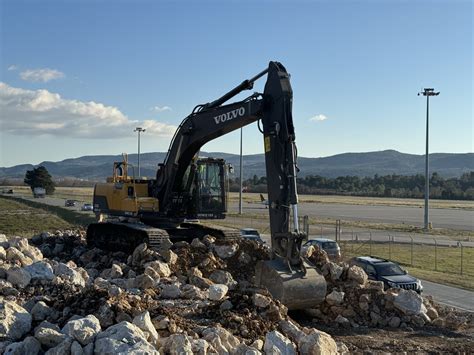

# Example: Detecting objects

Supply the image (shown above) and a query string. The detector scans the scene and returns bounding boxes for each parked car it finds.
[240,228,266,245]
[81,203,93,211]
[351,256,423,293]
[65,200,77,207]
[302,238,341,261]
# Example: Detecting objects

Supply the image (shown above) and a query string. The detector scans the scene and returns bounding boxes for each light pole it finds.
[418,88,439,230]
[239,128,243,214]
[134,127,146,177]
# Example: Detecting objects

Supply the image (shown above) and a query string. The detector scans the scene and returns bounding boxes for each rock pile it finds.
[304,246,458,330]
[1,231,343,354]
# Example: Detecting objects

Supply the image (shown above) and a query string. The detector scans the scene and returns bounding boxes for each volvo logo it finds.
[213,107,245,124]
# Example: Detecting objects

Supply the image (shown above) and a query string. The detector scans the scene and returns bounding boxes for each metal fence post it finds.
[409,235,414,267]
[460,242,464,275]
[388,235,392,259]
[369,233,372,255]
[433,238,438,271]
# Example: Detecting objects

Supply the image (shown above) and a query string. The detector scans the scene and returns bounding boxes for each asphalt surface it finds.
[20,195,93,214]
[231,201,474,231]
[421,279,474,312]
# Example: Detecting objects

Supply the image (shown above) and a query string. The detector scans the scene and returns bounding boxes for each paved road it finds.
[19,195,93,214]
[421,279,474,312]
[231,201,474,231]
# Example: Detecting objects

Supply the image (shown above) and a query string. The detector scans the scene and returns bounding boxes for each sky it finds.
[0,0,472,167]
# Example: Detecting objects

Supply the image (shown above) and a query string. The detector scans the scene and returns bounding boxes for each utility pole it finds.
[418,88,439,230]
[134,127,146,177]
[239,128,243,214]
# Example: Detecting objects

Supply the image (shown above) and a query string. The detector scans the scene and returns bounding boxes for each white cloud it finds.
[309,114,328,122]
[150,105,172,113]
[0,82,177,139]
[20,68,65,82]
[7,65,18,71]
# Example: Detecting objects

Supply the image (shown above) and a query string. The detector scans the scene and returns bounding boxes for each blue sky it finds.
[0,0,472,167]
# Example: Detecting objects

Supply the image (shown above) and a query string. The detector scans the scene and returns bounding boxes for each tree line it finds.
[230,172,474,200]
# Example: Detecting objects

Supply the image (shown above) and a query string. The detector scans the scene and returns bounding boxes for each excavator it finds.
[87,61,326,309]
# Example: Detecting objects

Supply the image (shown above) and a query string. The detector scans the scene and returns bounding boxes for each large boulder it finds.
[4,336,41,355]
[253,293,272,308]
[132,311,158,344]
[202,326,241,354]
[134,274,155,290]
[54,263,86,287]
[31,301,53,321]
[6,247,31,266]
[94,321,158,354]
[213,244,239,259]
[0,300,32,340]
[209,284,228,301]
[34,326,69,348]
[298,329,338,355]
[62,314,101,345]
[264,330,296,355]
[209,270,238,290]
[0,234,8,248]
[6,267,31,288]
[325,290,345,305]
[25,261,54,281]
[322,262,343,281]
[9,237,43,262]
[144,260,171,277]
[347,265,367,285]
[162,334,193,354]
[44,338,74,355]
[393,289,427,316]
[160,283,181,299]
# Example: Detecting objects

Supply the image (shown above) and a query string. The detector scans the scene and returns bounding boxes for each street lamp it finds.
[418,88,439,230]
[134,127,146,177]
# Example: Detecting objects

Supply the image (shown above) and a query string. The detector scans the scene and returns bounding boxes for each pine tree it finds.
[24,166,55,195]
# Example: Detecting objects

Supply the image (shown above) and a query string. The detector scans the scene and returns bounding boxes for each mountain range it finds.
[1,150,472,181]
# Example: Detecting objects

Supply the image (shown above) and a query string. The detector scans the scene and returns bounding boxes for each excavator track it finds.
[179,222,241,240]
[86,221,239,253]
[86,222,171,254]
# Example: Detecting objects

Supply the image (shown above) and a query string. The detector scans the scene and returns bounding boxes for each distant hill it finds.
[1,150,472,181]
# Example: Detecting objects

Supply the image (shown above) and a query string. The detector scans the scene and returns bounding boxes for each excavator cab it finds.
[194,158,228,219]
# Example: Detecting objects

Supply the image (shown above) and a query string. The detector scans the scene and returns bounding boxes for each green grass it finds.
[0,195,95,237]
[228,192,474,210]
[0,197,72,236]
[340,240,474,290]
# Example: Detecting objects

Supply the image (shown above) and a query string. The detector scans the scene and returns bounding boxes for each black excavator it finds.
[87,62,327,309]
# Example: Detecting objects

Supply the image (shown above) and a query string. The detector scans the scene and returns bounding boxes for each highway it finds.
[421,280,474,313]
